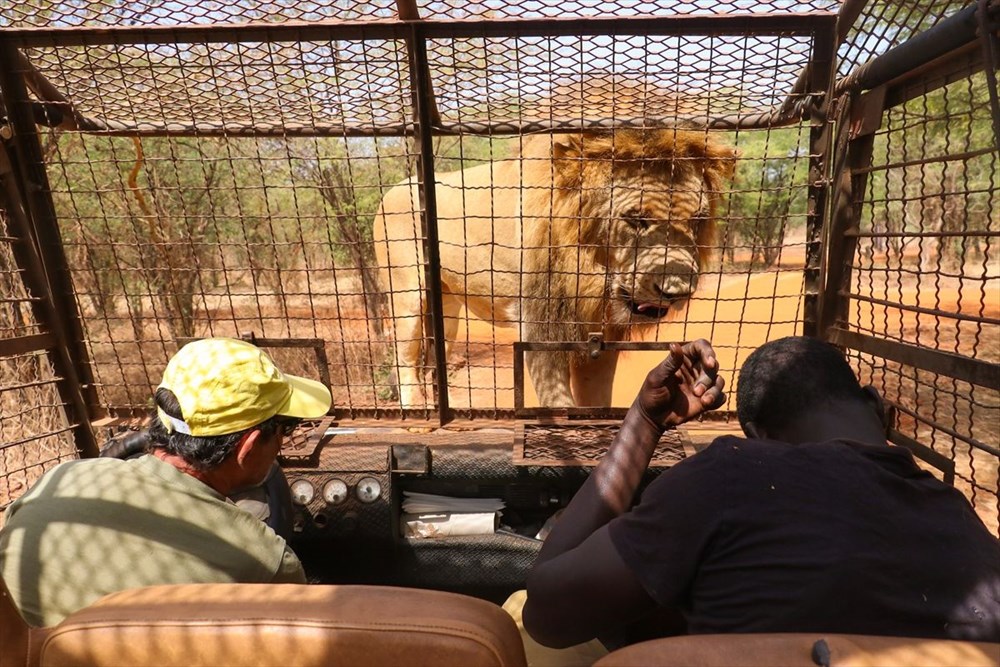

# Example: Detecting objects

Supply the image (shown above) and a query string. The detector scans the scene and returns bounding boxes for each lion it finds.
[373,128,737,408]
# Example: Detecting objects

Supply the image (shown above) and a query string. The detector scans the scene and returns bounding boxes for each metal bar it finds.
[779,0,869,116]
[819,90,878,337]
[0,45,99,458]
[517,406,630,420]
[12,48,95,132]
[890,400,1000,458]
[852,146,996,176]
[845,229,1000,238]
[840,291,1000,327]
[977,0,1000,152]
[802,20,837,337]
[178,335,326,348]
[409,24,449,426]
[881,42,985,110]
[395,0,442,128]
[513,346,525,414]
[24,112,810,139]
[2,13,835,47]
[829,328,1000,391]
[0,425,78,452]
[817,93,854,337]
[0,43,102,413]
[887,428,956,486]
[0,332,57,359]
[516,341,677,352]
[105,404,526,425]
[839,4,982,93]
[0,376,65,395]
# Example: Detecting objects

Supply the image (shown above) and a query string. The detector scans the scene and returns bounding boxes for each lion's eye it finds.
[622,211,650,231]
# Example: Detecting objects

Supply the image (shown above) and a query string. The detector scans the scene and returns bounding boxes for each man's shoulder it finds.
[700,435,786,457]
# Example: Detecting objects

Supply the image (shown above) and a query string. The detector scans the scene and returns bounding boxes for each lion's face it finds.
[599,164,712,324]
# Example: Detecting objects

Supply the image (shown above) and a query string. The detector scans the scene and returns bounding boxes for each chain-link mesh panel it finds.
[41,131,414,416]
[845,70,999,534]
[22,38,412,134]
[2,16,830,419]
[427,32,817,127]
[0,208,77,517]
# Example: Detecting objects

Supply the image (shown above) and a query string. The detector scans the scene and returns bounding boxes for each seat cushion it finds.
[593,633,1000,667]
[38,583,527,667]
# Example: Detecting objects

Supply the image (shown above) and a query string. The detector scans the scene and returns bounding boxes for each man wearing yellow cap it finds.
[0,337,332,627]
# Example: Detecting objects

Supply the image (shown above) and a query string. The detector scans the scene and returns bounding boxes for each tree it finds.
[724,127,810,269]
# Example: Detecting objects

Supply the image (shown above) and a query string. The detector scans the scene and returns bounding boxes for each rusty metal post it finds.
[407,24,451,426]
[802,23,838,337]
[819,87,882,338]
[977,0,1000,151]
[0,42,99,457]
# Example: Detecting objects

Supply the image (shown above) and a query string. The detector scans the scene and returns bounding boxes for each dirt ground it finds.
[441,257,999,534]
[445,269,805,412]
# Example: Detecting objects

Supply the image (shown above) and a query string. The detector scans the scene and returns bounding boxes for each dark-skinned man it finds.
[522,336,999,657]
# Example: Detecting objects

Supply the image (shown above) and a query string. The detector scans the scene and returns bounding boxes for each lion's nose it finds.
[652,271,698,299]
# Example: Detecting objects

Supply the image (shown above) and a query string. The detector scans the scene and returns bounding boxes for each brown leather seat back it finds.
[593,633,1000,667]
[1,575,30,667]
[38,583,527,667]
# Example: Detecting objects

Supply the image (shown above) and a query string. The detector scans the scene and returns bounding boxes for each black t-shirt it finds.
[607,436,1000,641]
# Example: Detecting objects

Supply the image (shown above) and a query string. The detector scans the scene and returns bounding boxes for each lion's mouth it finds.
[619,289,689,319]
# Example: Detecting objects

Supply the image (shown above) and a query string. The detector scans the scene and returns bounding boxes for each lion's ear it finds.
[551,133,584,161]
[699,141,740,192]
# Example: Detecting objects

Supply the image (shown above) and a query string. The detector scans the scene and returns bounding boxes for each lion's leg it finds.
[526,350,576,407]
[440,292,464,373]
[389,287,430,409]
[570,350,620,407]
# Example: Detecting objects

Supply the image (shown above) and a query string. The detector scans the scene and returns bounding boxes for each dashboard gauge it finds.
[323,478,349,505]
[355,476,382,503]
[290,478,315,506]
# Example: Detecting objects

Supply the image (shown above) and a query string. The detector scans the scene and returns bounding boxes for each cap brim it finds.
[276,373,332,419]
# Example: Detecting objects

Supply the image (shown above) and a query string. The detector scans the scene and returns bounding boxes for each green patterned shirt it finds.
[0,454,305,626]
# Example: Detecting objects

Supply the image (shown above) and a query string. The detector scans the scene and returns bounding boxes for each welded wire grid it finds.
[846,71,999,533]
[3,15,825,418]
[18,36,416,419]
[0,208,78,516]
[425,30,818,413]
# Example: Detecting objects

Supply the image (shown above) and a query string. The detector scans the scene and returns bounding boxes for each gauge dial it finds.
[290,478,315,506]
[323,478,349,505]
[355,476,382,503]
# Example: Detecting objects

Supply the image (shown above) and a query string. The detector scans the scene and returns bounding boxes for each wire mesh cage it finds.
[837,69,999,533]
[0,0,997,531]
[0,11,837,422]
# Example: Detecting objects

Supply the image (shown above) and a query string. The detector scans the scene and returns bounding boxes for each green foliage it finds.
[865,72,997,267]
[722,127,811,269]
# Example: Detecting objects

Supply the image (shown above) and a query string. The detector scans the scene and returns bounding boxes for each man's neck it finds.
[775,404,888,447]
[152,449,232,495]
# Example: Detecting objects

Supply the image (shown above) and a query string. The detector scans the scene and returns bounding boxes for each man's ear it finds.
[743,421,766,440]
[234,428,263,467]
[861,385,890,434]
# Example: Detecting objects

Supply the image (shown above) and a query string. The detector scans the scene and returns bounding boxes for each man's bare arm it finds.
[523,340,726,647]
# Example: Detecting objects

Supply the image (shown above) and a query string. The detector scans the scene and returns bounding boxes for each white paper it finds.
[401,491,505,514]
[402,512,500,538]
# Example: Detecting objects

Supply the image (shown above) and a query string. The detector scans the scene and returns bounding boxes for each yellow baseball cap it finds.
[156,337,332,437]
